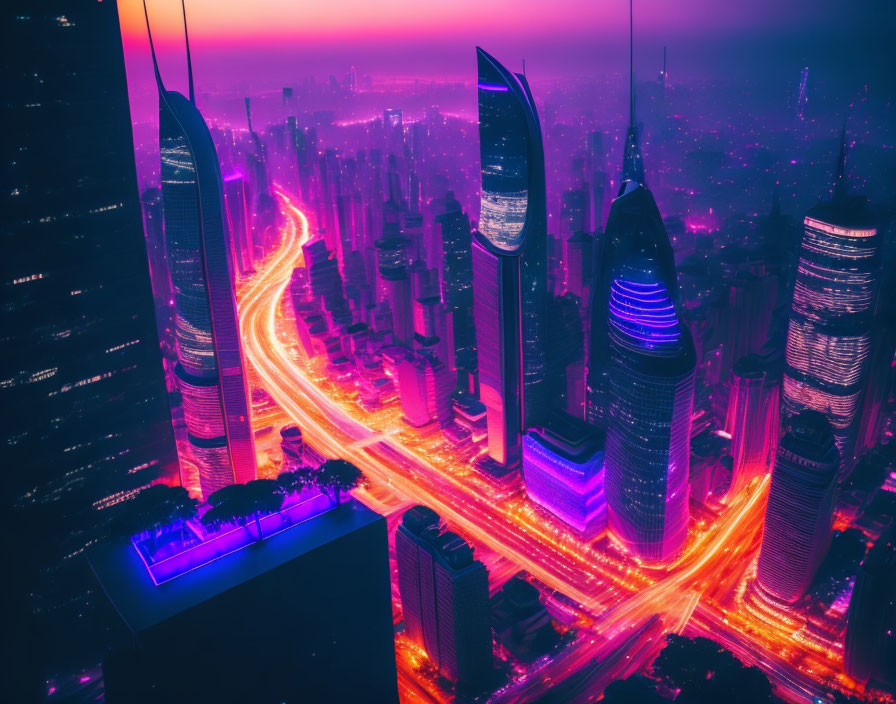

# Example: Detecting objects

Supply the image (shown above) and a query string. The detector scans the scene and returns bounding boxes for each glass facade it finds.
[757,411,839,603]
[604,258,695,561]
[783,204,879,472]
[473,47,547,466]
[156,69,256,496]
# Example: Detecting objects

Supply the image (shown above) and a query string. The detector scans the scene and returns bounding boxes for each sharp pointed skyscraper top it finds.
[833,123,848,201]
[144,0,195,103]
[142,0,164,91]
[621,0,645,188]
[181,0,195,104]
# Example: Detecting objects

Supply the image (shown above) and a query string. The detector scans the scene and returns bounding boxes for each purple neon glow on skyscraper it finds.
[147,3,256,497]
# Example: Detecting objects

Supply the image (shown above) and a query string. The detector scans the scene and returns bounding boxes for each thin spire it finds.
[181,0,195,104]
[620,0,645,186]
[833,122,848,200]
[629,0,635,128]
[141,0,164,91]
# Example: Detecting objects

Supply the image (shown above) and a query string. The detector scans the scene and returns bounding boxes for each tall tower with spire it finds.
[585,0,695,560]
[144,1,256,497]
[781,128,880,475]
[472,46,548,469]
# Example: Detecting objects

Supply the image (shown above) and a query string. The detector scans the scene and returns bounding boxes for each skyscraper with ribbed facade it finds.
[756,410,839,604]
[782,132,879,474]
[586,5,695,561]
[148,3,256,497]
[472,47,547,468]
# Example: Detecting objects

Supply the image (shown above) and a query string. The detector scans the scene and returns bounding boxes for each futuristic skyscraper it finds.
[472,47,547,467]
[756,410,839,603]
[586,3,695,560]
[146,3,256,496]
[782,131,880,474]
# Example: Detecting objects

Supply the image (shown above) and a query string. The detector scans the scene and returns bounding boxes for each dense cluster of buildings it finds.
[4,0,896,701]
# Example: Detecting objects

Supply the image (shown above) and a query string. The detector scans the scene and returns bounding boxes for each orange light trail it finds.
[237,189,871,703]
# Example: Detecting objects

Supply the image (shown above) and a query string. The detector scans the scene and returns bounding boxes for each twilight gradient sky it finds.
[120,1,894,94]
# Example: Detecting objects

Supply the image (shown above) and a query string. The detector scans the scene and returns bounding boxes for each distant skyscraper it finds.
[3,0,178,683]
[565,231,593,300]
[396,507,492,692]
[844,527,896,690]
[522,411,607,537]
[586,6,695,560]
[222,173,254,277]
[472,47,548,467]
[782,132,880,474]
[561,187,589,236]
[756,410,839,604]
[148,6,256,497]
[439,207,477,390]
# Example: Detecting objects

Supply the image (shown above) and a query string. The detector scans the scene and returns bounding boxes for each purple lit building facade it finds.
[587,29,695,560]
[222,172,254,278]
[782,140,880,474]
[472,47,547,468]
[604,259,695,560]
[726,354,780,496]
[150,17,256,497]
[757,410,839,604]
[522,411,606,537]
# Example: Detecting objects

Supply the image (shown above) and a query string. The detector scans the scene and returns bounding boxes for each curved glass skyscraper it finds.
[147,5,256,497]
[782,136,879,474]
[472,47,547,467]
[757,410,839,603]
[586,7,695,560]
[601,210,695,561]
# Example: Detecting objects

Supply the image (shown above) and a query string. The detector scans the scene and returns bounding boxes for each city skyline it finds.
[4,1,896,702]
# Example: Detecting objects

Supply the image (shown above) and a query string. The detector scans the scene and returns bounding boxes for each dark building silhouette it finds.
[757,411,839,603]
[491,574,561,663]
[438,206,476,390]
[92,500,399,704]
[396,506,492,692]
[2,0,178,688]
[844,527,896,690]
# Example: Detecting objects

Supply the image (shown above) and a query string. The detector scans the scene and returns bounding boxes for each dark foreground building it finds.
[844,527,896,690]
[396,506,493,693]
[2,0,177,693]
[91,499,399,704]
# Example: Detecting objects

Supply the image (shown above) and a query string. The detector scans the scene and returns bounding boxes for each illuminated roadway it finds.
[238,190,866,703]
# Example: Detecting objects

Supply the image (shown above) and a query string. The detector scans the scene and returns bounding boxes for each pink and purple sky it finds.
[120,0,893,91]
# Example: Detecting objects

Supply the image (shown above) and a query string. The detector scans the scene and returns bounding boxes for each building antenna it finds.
[629,0,635,128]
[180,0,195,104]
[662,45,667,83]
[522,58,526,77]
[834,121,848,200]
[141,0,164,90]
